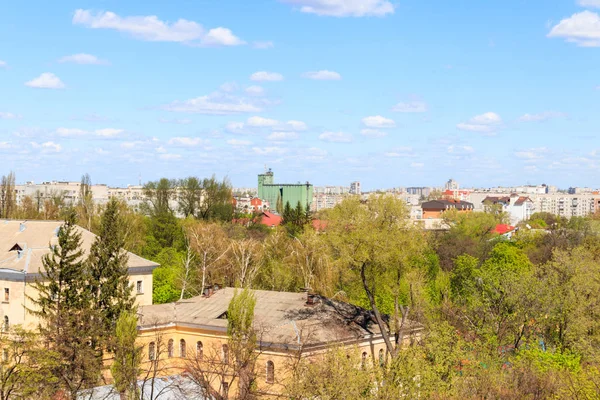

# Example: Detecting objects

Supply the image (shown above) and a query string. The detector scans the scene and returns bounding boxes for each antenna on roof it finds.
[264,164,267,173]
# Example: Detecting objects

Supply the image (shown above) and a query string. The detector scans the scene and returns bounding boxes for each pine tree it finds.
[28,211,101,398]
[88,197,134,343]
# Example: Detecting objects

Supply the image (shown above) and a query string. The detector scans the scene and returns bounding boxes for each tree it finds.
[287,227,334,295]
[143,178,176,216]
[188,222,229,296]
[0,172,16,219]
[197,175,233,221]
[88,197,134,346]
[184,288,259,399]
[326,195,425,358]
[0,327,58,400]
[111,312,142,400]
[178,177,203,218]
[78,173,94,231]
[28,212,101,399]
[227,239,263,288]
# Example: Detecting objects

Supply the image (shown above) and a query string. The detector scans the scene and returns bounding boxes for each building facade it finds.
[257,169,313,212]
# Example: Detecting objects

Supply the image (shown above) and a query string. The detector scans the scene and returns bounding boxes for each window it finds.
[361,352,368,369]
[136,280,143,294]
[3,316,8,331]
[222,344,229,364]
[3,288,8,303]
[180,339,187,358]
[148,342,156,361]
[196,341,203,360]
[168,339,174,358]
[221,382,229,398]
[379,349,385,367]
[2,349,8,362]
[266,360,275,384]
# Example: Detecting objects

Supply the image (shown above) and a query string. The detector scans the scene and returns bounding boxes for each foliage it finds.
[111,312,143,400]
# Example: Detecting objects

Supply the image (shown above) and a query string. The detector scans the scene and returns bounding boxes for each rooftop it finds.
[0,220,158,278]
[138,288,419,350]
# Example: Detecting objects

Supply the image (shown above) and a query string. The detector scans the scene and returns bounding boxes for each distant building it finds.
[421,199,474,219]
[445,179,459,191]
[257,169,313,212]
[350,181,361,195]
[406,187,432,197]
[482,194,534,224]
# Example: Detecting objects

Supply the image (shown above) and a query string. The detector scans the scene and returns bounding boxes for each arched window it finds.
[2,349,8,362]
[222,344,229,364]
[361,352,368,369]
[3,316,8,331]
[167,339,174,358]
[266,360,275,384]
[221,381,229,398]
[196,341,203,360]
[148,342,156,361]
[180,339,187,358]
[378,348,385,367]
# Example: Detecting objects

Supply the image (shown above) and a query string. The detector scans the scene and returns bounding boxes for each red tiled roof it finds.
[260,211,282,227]
[514,196,531,205]
[493,224,515,235]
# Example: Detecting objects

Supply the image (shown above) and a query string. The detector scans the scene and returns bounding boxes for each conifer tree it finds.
[29,211,101,399]
[111,312,142,400]
[88,197,134,341]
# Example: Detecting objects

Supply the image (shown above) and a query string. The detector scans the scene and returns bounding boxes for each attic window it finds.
[217,312,228,320]
[9,244,22,252]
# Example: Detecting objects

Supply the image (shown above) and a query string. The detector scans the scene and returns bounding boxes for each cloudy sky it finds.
[1,0,599,190]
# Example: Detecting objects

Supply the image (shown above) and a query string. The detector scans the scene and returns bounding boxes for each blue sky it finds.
[1,0,599,190]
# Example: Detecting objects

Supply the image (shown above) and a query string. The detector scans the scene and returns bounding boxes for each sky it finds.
[1,0,600,190]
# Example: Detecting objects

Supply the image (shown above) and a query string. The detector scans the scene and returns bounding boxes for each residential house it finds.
[421,199,474,219]
[482,194,534,224]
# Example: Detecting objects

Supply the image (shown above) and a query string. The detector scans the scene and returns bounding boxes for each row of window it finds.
[147,340,275,384]
[362,349,386,368]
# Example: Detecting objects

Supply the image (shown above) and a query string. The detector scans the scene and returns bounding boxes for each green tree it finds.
[178,176,203,218]
[0,172,16,219]
[111,312,142,400]
[87,197,135,344]
[197,175,233,221]
[28,212,101,399]
[142,178,176,216]
[326,195,425,358]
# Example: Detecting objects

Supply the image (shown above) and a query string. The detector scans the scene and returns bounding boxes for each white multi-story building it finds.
[445,179,459,191]
[15,181,110,207]
[350,181,361,195]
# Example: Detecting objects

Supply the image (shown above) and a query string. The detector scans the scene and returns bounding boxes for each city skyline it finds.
[2,1,600,189]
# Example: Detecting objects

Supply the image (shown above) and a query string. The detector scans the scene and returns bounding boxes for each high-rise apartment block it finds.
[350,181,361,195]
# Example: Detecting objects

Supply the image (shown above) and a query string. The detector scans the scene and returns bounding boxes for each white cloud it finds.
[168,137,207,146]
[281,120,308,131]
[447,145,474,155]
[163,91,263,115]
[0,61,6,68]
[361,129,387,138]
[227,139,252,146]
[515,147,549,160]
[159,118,192,124]
[56,127,124,137]
[384,147,414,157]
[0,142,13,150]
[362,115,396,128]
[159,153,182,161]
[547,11,600,47]
[578,0,600,8]
[247,116,279,127]
[302,70,342,80]
[225,122,248,134]
[410,162,424,168]
[519,111,566,122]
[253,41,274,49]
[56,128,88,136]
[59,53,109,65]
[72,9,245,47]
[245,85,265,96]
[250,71,284,82]
[96,128,124,137]
[457,112,502,133]
[252,146,288,155]
[202,27,246,46]
[267,131,299,141]
[31,141,61,152]
[391,101,427,113]
[0,112,21,119]
[280,0,394,17]
[25,73,65,89]
[319,131,352,143]
[306,147,328,157]
[219,82,238,92]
